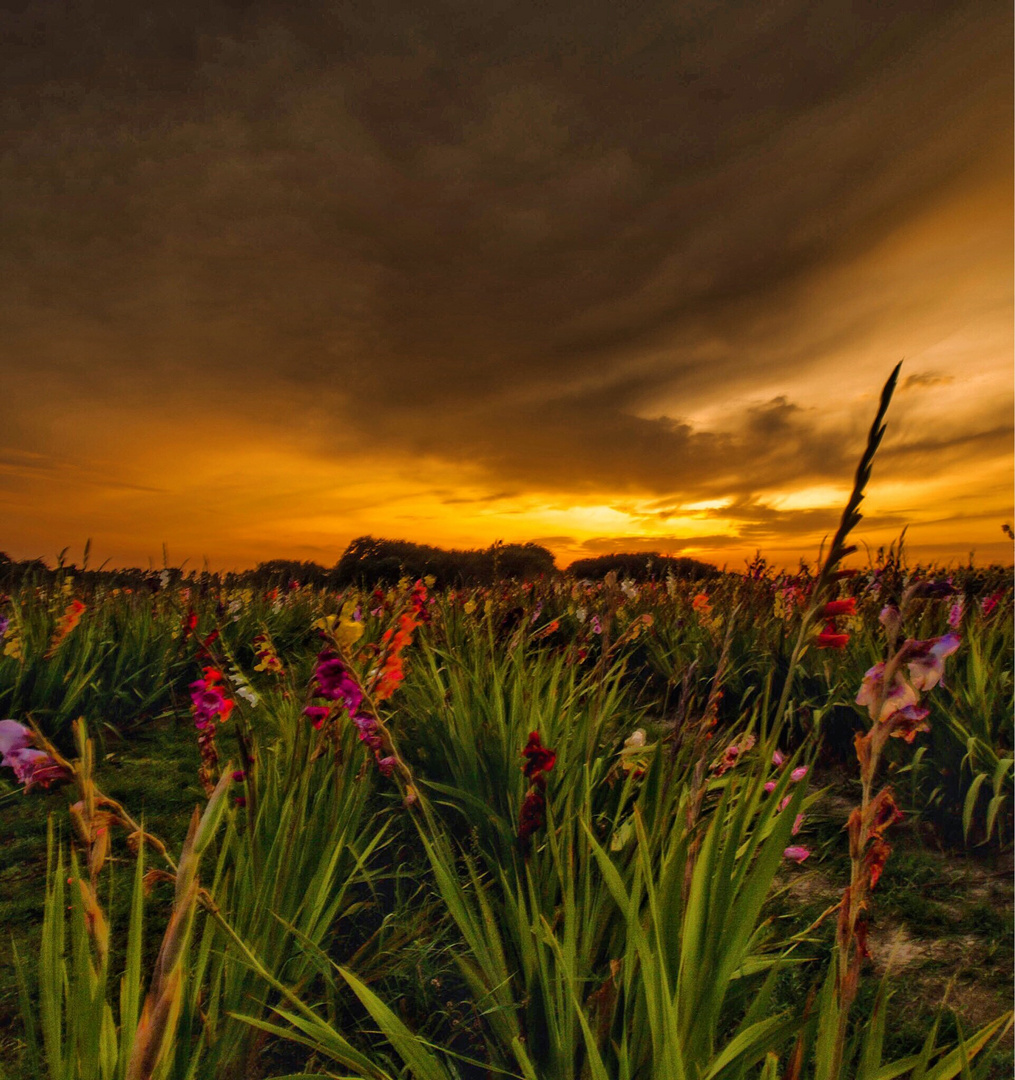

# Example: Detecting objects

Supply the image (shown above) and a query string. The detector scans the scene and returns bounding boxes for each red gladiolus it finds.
[45,599,86,658]
[815,622,850,649]
[521,731,557,779]
[820,598,857,618]
[518,788,546,850]
[373,609,421,702]
[518,730,556,853]
[864,836,891,889]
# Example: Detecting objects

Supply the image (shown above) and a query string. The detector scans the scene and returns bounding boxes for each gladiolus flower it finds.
[303,705,330,729]
[253,632,285,676]
[790,765,808,782]
[45,599,86,658]
[714,733,755,776]
[0,720,70,790]
[518,788,547,849]
[189,668,234,727]
[820,598,857,618]
[313,653,364,714]
[783,846,810,863]
[864,836,891,889]
[887,704,931,743]
[189,667,234,794]
[856,663,919,723]
[692,593,712,616]
[904,633,959,692]
[815,622,849,649]
[532,619,560,640]
[521,731,557,779]
[352,713,383,751]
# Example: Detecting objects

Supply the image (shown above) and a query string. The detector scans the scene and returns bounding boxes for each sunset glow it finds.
[2,1,1011,571]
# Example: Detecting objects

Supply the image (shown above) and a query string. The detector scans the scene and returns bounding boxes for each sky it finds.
[2,0,1012,571]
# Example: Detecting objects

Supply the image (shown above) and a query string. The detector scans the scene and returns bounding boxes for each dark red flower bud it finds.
[521,731,557,778]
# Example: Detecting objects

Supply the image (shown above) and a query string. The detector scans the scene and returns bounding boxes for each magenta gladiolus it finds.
[304,705,330,729]
[783,846,810,863]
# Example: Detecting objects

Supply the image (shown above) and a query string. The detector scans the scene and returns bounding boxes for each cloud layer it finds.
[2,0,1011,567]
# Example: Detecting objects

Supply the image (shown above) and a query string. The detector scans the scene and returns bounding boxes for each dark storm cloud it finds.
[1,0,1010,523]
[901,371,956,392]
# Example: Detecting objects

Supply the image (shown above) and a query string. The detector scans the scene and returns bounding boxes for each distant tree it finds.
[250,560,329,588]
[566,552,720,583]
[334,536,557,587]
[491,542,557,581]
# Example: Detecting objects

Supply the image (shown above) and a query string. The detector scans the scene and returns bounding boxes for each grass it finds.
[0,567,1010,1077]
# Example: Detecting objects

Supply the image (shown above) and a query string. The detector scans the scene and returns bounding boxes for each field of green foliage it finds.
[1,378,1013,1080]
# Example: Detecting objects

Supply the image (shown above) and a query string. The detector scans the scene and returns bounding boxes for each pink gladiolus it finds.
[905,633,959,692]
[764,781,777,793]
[792,813,805,835]
[856,663,919,723]
[772,750,786,767]
[783,846,810,863]
[888,704,931,743]
[790,766,808,782]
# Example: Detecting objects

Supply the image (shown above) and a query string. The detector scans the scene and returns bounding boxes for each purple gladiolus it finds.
[0,720,69,790]
[905,633,960,692]
[314,653,364,714]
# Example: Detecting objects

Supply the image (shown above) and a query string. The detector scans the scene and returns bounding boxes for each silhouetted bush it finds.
[566,552,721,583]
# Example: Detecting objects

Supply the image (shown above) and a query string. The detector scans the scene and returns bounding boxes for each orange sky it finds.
[2,1,1012,571]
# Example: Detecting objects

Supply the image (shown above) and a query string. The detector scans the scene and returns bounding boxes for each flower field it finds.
[1,381,1013,1079]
